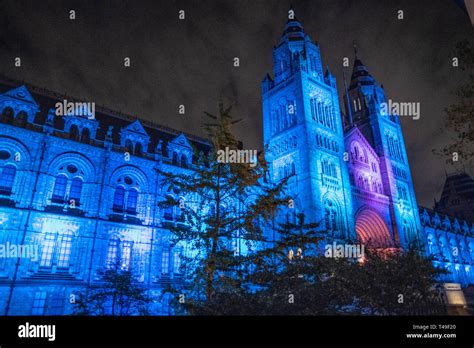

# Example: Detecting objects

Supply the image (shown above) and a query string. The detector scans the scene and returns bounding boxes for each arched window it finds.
[81,128,91,143]
[52,175,68,202]
[126,188,138,215]
[70,125,79,141]
[2,107,14,122]
[0,165,16,194]
[113,186,125,212]
[172,152,179,166]
[69,177,83,205]
[125,140,134,154]
[135,142,143,156]
[106,238,133,270]
[181,154,187,168]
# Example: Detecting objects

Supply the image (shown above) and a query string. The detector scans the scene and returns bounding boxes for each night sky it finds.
[0,0,472,208]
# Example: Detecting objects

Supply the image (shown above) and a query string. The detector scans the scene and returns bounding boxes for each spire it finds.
[353,40,358,59]
[349,44,375,90]
[279,8,305,44]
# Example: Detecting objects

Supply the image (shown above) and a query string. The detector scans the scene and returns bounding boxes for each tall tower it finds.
[342,49,423,248]
[262,13,355,241]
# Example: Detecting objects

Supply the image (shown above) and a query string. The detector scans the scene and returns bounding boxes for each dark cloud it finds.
[0,0,472,207]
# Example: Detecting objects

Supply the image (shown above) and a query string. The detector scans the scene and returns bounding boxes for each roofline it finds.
[0,73,211,146]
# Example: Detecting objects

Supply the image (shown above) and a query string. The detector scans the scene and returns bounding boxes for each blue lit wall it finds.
[0,17,473,316]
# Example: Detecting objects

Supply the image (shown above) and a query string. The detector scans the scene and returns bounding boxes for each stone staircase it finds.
[24,269,81,282]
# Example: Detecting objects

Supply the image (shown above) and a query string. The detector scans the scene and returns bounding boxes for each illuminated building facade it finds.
[262,16,474,287]
[0,16,473,315]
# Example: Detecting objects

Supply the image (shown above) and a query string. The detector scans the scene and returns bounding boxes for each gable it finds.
[1,85,39,107]
[122,120,148,136]
[345,126,379,163]
[169,133,193,150]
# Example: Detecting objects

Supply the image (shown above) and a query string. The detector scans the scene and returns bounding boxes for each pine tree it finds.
[348,247,447,315]
[204,216,446,315]
[158,102,288,314]
[233,213,360,315]
[72,259,152,316]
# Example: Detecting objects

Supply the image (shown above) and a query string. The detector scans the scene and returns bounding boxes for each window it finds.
[321,159,336,178]
[31,292,47,315]
[121,241,133,270]
[181,154,187,168]
[69,177,83,205]
[125,140,134,154]
[172,152,178,165]
[113,186,125,211]
[40,233,56,267]
[81,128,90,143]
[57,230,73,268]
[0,165,16,194]
[173,251,181,274]
[106,238,133,270]
[2,107,14,122]
[126,188,138,214]
[48,295,64,315]
[135,142,143,155]
[70,125,79,141]
[106,238,119,268]
[52,175,68,202]
[162,250,170,274]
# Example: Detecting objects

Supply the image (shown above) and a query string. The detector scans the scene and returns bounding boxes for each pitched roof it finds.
[0,75,210,157]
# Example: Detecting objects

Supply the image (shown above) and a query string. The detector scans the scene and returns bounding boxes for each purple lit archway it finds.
[355,209,392,248]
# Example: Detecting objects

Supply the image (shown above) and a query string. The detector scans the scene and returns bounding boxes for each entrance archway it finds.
[355,209,392,248]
